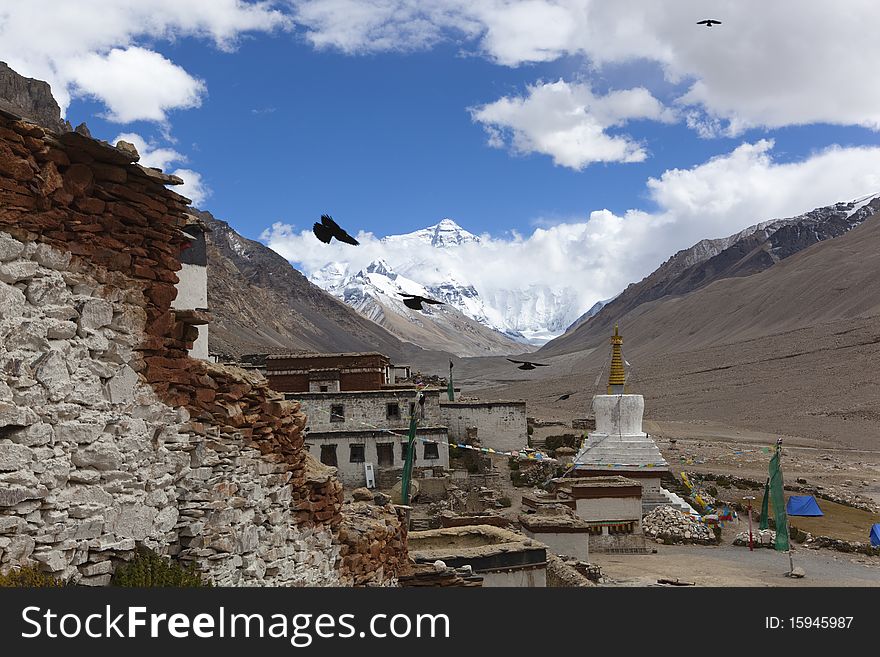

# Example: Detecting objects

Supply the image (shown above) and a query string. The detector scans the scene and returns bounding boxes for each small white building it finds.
[305,427,449,489]
[439,400,527,453]
[292,389,443,432]
[293,388,449,489]
[550,476,649,554]
[520,511,591,561]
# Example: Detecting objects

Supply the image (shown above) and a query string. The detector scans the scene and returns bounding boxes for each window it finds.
[319,385,328,392]
[377,443,394,467]
[349,444,365,463]
[320,444,338,467]
[424,442,440,460]
[386,402,400,420]
[330,404,345,422]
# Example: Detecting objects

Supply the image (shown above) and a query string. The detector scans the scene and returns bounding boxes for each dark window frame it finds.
[330,404,345,422]
[424,442,440,460]
[320,444,338,467]
[386,402,400,419]
[349,444,365,463]
[376,443,394,467]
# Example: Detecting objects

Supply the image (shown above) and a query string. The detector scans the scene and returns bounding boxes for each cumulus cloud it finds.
[0,0,291,122]
[290,0,880,133]
[262,141,880,319]
[114,132,211,206]
[60,47,206,123]
[470,79,674,169]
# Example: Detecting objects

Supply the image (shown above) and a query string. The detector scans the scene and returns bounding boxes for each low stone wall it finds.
[546,554,593,587]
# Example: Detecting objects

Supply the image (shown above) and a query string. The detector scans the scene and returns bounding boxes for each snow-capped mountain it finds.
[311,219,585,346]
[314,256,532,356]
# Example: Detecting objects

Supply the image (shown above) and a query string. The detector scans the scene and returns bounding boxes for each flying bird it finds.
[312,214,360,246]
[507,358,549,371]
[696,19,722,27]
[400,293,444,311]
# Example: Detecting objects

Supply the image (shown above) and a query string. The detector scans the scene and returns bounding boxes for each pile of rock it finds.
[642,506,715,544]
[336,501,407,586]
[804,535,880,557]
[733,529,777,549]
[398,561,483,587]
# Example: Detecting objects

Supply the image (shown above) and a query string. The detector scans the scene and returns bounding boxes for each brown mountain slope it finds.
[461,211,880,448]
[542,195,880,357]
[200,210,447,366]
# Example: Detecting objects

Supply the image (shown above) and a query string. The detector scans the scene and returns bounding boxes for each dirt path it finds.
[593,543,880,587]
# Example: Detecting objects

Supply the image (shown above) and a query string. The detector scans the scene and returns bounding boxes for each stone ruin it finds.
[0,108,406,586]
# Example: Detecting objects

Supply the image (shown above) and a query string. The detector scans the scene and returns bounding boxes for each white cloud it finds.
[171,168,210,207]
[113,132,210,206]
[61,47,206,123]
[470,79,673,169]
[261,141,880,318]
[0,0,291,122]
[289,0,880,133]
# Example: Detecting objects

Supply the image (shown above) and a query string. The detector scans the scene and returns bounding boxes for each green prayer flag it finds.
[768,445,790,551]
[447,360,455,401]
[400,414,418,505]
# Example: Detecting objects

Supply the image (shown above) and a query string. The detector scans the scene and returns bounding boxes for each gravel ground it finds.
[592,541,880,587]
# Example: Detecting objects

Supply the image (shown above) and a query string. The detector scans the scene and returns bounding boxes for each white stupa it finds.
[573,325,670,510]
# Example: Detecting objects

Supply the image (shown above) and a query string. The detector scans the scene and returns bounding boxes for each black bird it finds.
[507,358,549,371]
[312,214,360,246]
[400,293,444,311]
[696,19,722,27]
[555,393,572,401]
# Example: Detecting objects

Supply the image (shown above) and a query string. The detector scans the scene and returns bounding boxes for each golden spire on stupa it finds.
[607,323,627,394]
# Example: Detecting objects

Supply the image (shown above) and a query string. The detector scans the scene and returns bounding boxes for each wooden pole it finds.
[744,495,755,551]
[777,438,795,575]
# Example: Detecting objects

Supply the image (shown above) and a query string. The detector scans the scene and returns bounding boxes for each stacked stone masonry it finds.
[0,112,406,585]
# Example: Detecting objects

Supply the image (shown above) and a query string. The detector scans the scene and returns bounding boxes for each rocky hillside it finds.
[201,210,449,367]
[542,194,880,356]
[469,198,880,447]
[0,61,71,133]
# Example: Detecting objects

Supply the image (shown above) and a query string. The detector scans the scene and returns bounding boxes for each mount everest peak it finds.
[309,219,584,348]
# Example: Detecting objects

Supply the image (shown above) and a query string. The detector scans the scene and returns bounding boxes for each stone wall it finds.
[439,401,527,453]
[0,112,406,586]
[294,389,443,433]
[305,427,450,489]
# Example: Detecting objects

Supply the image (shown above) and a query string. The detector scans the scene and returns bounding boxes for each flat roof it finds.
[518,513,591,532]
[408,526,547,563]
[555,476,642,489]
[266,352,389,360]
[289,389,442,399]
[440,400,526,408]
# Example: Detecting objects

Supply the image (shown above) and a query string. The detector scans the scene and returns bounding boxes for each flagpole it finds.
[778,438,795,576]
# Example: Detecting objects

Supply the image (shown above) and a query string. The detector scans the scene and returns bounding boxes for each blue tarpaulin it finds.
[871,524,880,547]
[786,495,823,517]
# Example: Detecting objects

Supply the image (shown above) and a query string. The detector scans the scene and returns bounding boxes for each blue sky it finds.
[56,24,878,243]
[3,1,880,313]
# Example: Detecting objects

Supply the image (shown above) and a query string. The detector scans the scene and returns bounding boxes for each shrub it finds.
[111,548,210,587]
[0,566,65,587]
[497,496,512,508]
